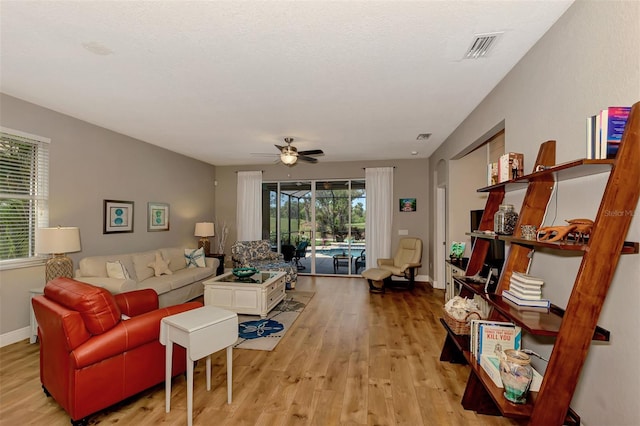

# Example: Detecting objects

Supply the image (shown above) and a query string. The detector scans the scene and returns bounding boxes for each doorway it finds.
[262,179,366,276]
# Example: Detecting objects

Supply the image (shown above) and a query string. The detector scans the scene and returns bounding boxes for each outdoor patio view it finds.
[262,180,365,275]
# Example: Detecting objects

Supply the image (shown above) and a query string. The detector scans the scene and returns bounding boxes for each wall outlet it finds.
[398,229,408,235]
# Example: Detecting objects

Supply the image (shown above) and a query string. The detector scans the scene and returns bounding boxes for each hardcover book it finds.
[498,153,524,183]
[470,319,521,363]
[503,290,551,308]
[508,283,542,299]
[511,271,544,286]
[478,322,522,361]
[600,106,631,159]
[503,297,550,314]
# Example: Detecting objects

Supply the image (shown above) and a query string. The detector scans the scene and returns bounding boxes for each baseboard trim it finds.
[1,326,30,348]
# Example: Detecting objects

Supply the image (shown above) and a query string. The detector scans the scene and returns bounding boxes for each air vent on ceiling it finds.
[416,133,432,141]
[464,32,503,59]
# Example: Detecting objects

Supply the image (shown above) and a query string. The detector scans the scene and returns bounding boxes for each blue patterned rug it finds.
[233,291,314,351]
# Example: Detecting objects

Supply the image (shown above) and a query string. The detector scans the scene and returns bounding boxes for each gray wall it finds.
[429,1,640,424]
[0,94,216,337]
[214,158,429,272]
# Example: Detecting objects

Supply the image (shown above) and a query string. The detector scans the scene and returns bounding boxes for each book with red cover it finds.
[600,106,631,159]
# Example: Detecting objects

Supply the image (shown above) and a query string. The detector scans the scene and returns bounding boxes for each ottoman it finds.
[361,268,392,293]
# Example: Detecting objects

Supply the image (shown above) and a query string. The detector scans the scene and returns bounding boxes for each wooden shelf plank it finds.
[441,319,582,424]
[467,233,639,254]
[454,277,611,341]
[502,236,639,254]
[477,159,614,193]
[465,352,534,418]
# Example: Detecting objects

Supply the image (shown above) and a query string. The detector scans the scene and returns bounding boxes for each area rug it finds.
[233,291,314,351]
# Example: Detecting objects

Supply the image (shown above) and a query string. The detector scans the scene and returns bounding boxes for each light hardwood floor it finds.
[0,277,523,425]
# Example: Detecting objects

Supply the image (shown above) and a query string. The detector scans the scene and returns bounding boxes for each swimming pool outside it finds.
[314,247,364,257]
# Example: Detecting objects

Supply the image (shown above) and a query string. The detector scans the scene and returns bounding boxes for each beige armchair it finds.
[377,237,422,288]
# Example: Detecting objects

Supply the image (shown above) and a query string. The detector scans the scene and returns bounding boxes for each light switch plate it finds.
[398,229,408,235]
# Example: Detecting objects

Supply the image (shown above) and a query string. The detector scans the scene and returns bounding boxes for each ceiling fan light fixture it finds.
[281,148,297,165]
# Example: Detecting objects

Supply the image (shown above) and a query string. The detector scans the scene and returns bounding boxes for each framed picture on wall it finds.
[400,198,416,212]
[147,202,170,231]
[103,200,134,234]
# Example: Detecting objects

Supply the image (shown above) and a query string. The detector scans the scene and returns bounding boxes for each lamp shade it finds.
[36,227,81,254]
[194,222,215,237]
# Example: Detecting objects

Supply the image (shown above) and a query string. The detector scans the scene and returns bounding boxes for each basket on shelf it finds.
[443,310,482,335]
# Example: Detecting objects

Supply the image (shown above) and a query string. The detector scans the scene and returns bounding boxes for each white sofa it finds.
[75,247,218,307]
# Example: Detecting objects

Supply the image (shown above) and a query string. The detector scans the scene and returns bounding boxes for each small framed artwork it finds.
[104,200,134,234]
[400,198,417,212]
[147,202,170,232]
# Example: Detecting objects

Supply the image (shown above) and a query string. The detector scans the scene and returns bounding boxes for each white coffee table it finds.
[160,306,237,426]
[203,271,286,317]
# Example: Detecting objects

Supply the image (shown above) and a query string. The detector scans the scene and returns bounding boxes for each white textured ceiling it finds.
[0,1,573,166]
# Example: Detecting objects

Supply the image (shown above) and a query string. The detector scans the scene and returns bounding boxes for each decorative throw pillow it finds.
[147,252,173,277]
[106,260,131,280]
[184,247,206,268]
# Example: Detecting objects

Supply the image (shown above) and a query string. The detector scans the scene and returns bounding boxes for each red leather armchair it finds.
[32,277,202,425]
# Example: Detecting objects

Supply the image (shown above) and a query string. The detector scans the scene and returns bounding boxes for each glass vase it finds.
[494,204,518,235]
[499,349,534,404]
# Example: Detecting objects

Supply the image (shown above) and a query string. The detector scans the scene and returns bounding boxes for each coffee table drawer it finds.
[266,278,285,310]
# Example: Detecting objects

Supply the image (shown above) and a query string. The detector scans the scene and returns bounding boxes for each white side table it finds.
[29,287,45,343]
[160,306,238,426]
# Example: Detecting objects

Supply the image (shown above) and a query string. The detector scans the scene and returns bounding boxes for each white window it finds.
[0,127,50,269]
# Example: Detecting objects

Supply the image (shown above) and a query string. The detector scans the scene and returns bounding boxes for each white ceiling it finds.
[0,1,573,166]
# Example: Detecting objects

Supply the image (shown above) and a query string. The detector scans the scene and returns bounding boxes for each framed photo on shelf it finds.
[147,202,170,232]
[103,200,134,234]
[450,242,466,259]
[400,198,416,212]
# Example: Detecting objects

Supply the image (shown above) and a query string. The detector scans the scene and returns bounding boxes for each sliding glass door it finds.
[262,179,365,276]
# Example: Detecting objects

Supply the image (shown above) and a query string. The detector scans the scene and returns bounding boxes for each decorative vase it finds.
[494,204,519,235]
[499,349,534,404]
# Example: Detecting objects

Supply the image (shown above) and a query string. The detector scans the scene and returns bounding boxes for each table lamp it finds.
[194,222,215,256]
[36,226,81,283]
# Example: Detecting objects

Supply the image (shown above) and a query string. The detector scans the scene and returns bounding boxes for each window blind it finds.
[0,128,50,265]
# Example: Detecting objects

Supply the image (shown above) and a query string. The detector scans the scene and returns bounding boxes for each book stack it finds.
[470,319,521,364]
[502,272,550,308]
[586,106,631,159]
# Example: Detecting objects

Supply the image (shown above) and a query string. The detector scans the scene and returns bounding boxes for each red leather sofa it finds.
[31,277,202,425]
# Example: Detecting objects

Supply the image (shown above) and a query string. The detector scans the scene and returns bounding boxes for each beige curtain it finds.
[364,167,394,270]
[236,171,262,241]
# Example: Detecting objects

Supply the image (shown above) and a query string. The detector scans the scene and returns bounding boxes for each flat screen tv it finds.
[470,209,505,271]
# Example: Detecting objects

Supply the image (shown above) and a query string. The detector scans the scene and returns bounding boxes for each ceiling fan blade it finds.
[274,144,285,151]
[298,155,318,163]
[297,149,324,156]
[251,152,280,157]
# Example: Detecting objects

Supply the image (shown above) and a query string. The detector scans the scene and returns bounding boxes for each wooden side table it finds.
[207,253,225,276]
[160,306,238,426]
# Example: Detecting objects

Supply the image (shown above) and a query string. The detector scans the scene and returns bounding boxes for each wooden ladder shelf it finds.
[439,101,640,425]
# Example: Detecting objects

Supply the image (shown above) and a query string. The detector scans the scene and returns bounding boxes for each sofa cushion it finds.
[79,254,137,281]
[160,247,188,273]
[44,277,121,335]
[106,260,131,279]
[184,247,206,268]
[165,265,214,290]
[137,275,173,295]
[148,252,172,277]
[132,251,157,282]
